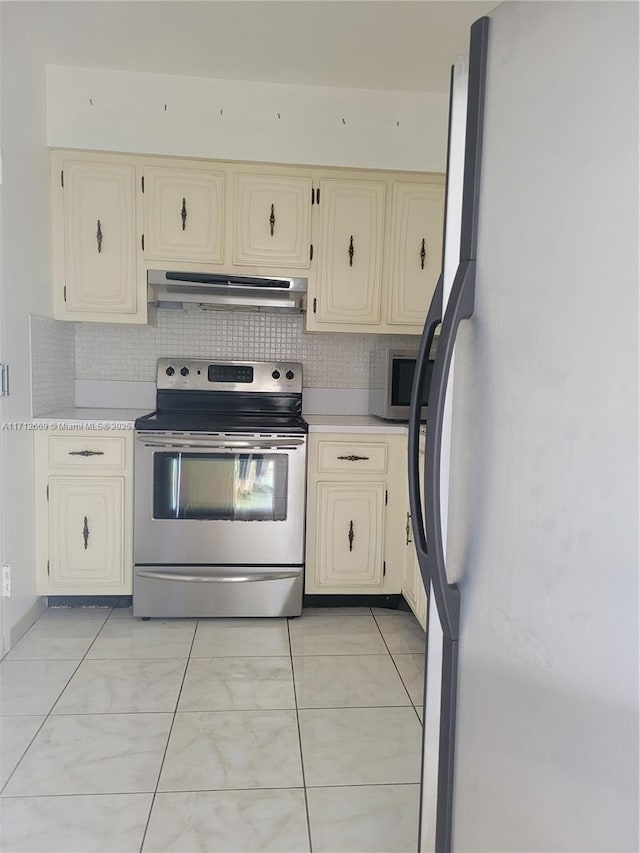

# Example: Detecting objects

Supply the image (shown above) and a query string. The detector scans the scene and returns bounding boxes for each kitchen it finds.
[0,2,638,853]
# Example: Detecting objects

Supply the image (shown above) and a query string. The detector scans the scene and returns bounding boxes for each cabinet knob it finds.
[420,237,427,270]
[348,235,354,267]
[269,203,276,237]
[96,220,103,254]
[348,519,355,552]
[181,198,187,231]
[82,516,90,550]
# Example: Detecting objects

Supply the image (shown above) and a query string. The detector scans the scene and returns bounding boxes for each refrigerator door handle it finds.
[408,273,443,562]
[423,258,475,643]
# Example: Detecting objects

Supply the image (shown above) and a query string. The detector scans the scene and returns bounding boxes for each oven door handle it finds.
[134,569,301,583]
[137,437,305,450]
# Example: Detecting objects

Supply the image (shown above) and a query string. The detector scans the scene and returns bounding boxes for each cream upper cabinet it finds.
[35,430,134,596]
[51,151,146,324]
[309,178,385,330]
[51,149,444,330]
[233,172,312,268]
[143,165,225,264]
[382,180,445,333]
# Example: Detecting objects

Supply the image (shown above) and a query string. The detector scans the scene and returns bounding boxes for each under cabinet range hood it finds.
[147,270,307,313]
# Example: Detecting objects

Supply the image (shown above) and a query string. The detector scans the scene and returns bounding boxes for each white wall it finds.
[47,65,448,172]
[1,4,53,637]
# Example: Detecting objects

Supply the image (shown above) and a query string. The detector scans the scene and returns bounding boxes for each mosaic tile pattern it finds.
[75,310,417,388]
[30,315,75,415]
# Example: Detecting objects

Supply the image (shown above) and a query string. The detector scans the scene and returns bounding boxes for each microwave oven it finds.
[368,342,438,421]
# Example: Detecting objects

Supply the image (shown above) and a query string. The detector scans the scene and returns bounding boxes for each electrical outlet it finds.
[2,565,11,598]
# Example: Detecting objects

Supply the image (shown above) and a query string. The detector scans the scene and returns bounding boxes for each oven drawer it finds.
[48,436,127,470]
[316,440,388,474]
[133,565,303,618]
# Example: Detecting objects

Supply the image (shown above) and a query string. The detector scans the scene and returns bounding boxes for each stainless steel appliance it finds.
[368,343,437,421]
[133,359,307,618]
[412,7,638,853]
[147,270,307,313]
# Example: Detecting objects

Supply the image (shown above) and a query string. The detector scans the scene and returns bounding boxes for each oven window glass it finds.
[391,358,434,407]
[153,453,288,521]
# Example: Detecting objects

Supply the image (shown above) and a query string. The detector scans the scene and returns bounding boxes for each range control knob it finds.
[180,366,190,377]
[272,370,281,380]
[286,370,295,380]
[165,366,175,376]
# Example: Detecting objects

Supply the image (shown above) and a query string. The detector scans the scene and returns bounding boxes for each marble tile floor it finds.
[0,606,426,853]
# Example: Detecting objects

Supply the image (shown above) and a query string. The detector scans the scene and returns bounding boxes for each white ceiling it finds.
[7,1,497,94]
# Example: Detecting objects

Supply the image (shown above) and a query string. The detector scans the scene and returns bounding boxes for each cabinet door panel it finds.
[144,166,224,264]
[48,477,125,588]
[386,182,444,327]
[63,162,137,314]
[315,482,385,588]
[234,174,312,268]
[316,179,385,325]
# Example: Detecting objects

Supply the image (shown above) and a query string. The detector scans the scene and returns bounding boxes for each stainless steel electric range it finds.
[133,358,307,618]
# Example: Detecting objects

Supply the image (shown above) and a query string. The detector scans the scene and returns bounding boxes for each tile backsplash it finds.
[30,315,75,415]
[74,309,417,388]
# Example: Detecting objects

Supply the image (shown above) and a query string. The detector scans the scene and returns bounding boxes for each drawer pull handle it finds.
[420,237,427,269]
[181,197,187,231]
[96,220,103,253]
[337,454,370,462]
[406,512,413,545]
[348,235,354,267]
[68,450,105,458]
[269,203,276,236]
[348,520,354,552]
[82,516,89,550]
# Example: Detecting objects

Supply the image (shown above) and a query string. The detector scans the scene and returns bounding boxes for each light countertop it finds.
[34,409,426,436]
[304,415,409,434]
[33,408,148,426]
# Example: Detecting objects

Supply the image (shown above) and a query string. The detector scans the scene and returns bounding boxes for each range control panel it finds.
[156,358,303,395]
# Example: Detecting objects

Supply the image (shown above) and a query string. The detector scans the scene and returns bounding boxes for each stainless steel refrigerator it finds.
[409,3,639,851]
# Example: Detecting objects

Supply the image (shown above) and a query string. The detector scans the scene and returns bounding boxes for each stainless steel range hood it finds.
[147,270,307,313]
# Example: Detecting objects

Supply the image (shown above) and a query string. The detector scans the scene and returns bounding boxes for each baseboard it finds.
[9,597,47,649]
[47,595,133,608]
[303,593,408,609]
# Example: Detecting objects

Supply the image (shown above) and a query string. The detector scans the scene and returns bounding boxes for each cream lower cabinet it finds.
[401,445,428,629]
[35,430,134,595]
[305,433,405,595]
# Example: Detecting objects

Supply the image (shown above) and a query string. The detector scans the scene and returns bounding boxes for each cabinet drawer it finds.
[317,441,388,474]
[48,436,127,470]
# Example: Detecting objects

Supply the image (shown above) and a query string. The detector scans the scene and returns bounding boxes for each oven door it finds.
[134,433,306,567]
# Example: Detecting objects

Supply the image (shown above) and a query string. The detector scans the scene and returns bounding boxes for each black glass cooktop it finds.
[135,410,308,435]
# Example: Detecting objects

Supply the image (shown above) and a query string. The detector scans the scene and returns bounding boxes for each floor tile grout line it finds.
[0,607,116,796]
[288,617,314,853]
[137,618,198,853]
[370,610,420,710]
[2,781,420,802]
[0,780,422,802]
